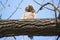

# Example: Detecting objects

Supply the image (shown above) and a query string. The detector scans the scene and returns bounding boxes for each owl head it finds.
[25,4,35,13]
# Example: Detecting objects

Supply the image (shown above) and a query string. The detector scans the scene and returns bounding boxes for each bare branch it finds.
[33,0,42,6]
[13,36,16,40]
[0,1,5,8]
[57,9,60,19]
[44,7,54,11]
[56,36,60,40]
[39,2,55,10]
[37,2,55,13]
[0,19,60,38]
[33,0,60,26]
[7,0,23,20]
[0,0,8,19]
[37,7,54,13]
[33,0,54,13]
[38,2,59,26]
[28,35,33,40]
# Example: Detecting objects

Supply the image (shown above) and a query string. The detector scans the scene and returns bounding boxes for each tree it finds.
[0,0,60,40]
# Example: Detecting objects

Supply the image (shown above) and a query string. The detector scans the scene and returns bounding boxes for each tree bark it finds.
[0,18,60,38]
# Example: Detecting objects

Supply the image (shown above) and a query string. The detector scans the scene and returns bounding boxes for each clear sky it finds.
[0,0,60,40]
[0,0,59,19]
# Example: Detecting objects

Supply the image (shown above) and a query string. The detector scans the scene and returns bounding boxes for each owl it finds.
[23,4,36,19]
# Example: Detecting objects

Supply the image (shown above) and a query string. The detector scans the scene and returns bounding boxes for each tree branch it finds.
[0,1,5,8]
[33,0,54,13]
[0,19,60,38]
[56,36,60,40]
[7,0,23,20]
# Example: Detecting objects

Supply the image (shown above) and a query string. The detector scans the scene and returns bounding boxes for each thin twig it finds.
[33,0,41,6]
[7,0,23,20]
[57,9,60,19]
[38,2,56,10]
[0,0,8,19]
[37,2,55,13]
[0,1,5,8]
[33,0,54,13]
[56,36,60,40]
[13,36,16,40]
[28,35,33,40]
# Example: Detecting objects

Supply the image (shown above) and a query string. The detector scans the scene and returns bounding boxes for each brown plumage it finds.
[23,4,36,19]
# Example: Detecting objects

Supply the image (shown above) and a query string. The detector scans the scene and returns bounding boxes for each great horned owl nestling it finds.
[23,4,36,19]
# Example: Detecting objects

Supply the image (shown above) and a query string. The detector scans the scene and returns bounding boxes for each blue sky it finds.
[0,0,59,19]
[0,0,60,40]
[0,36,59,40]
